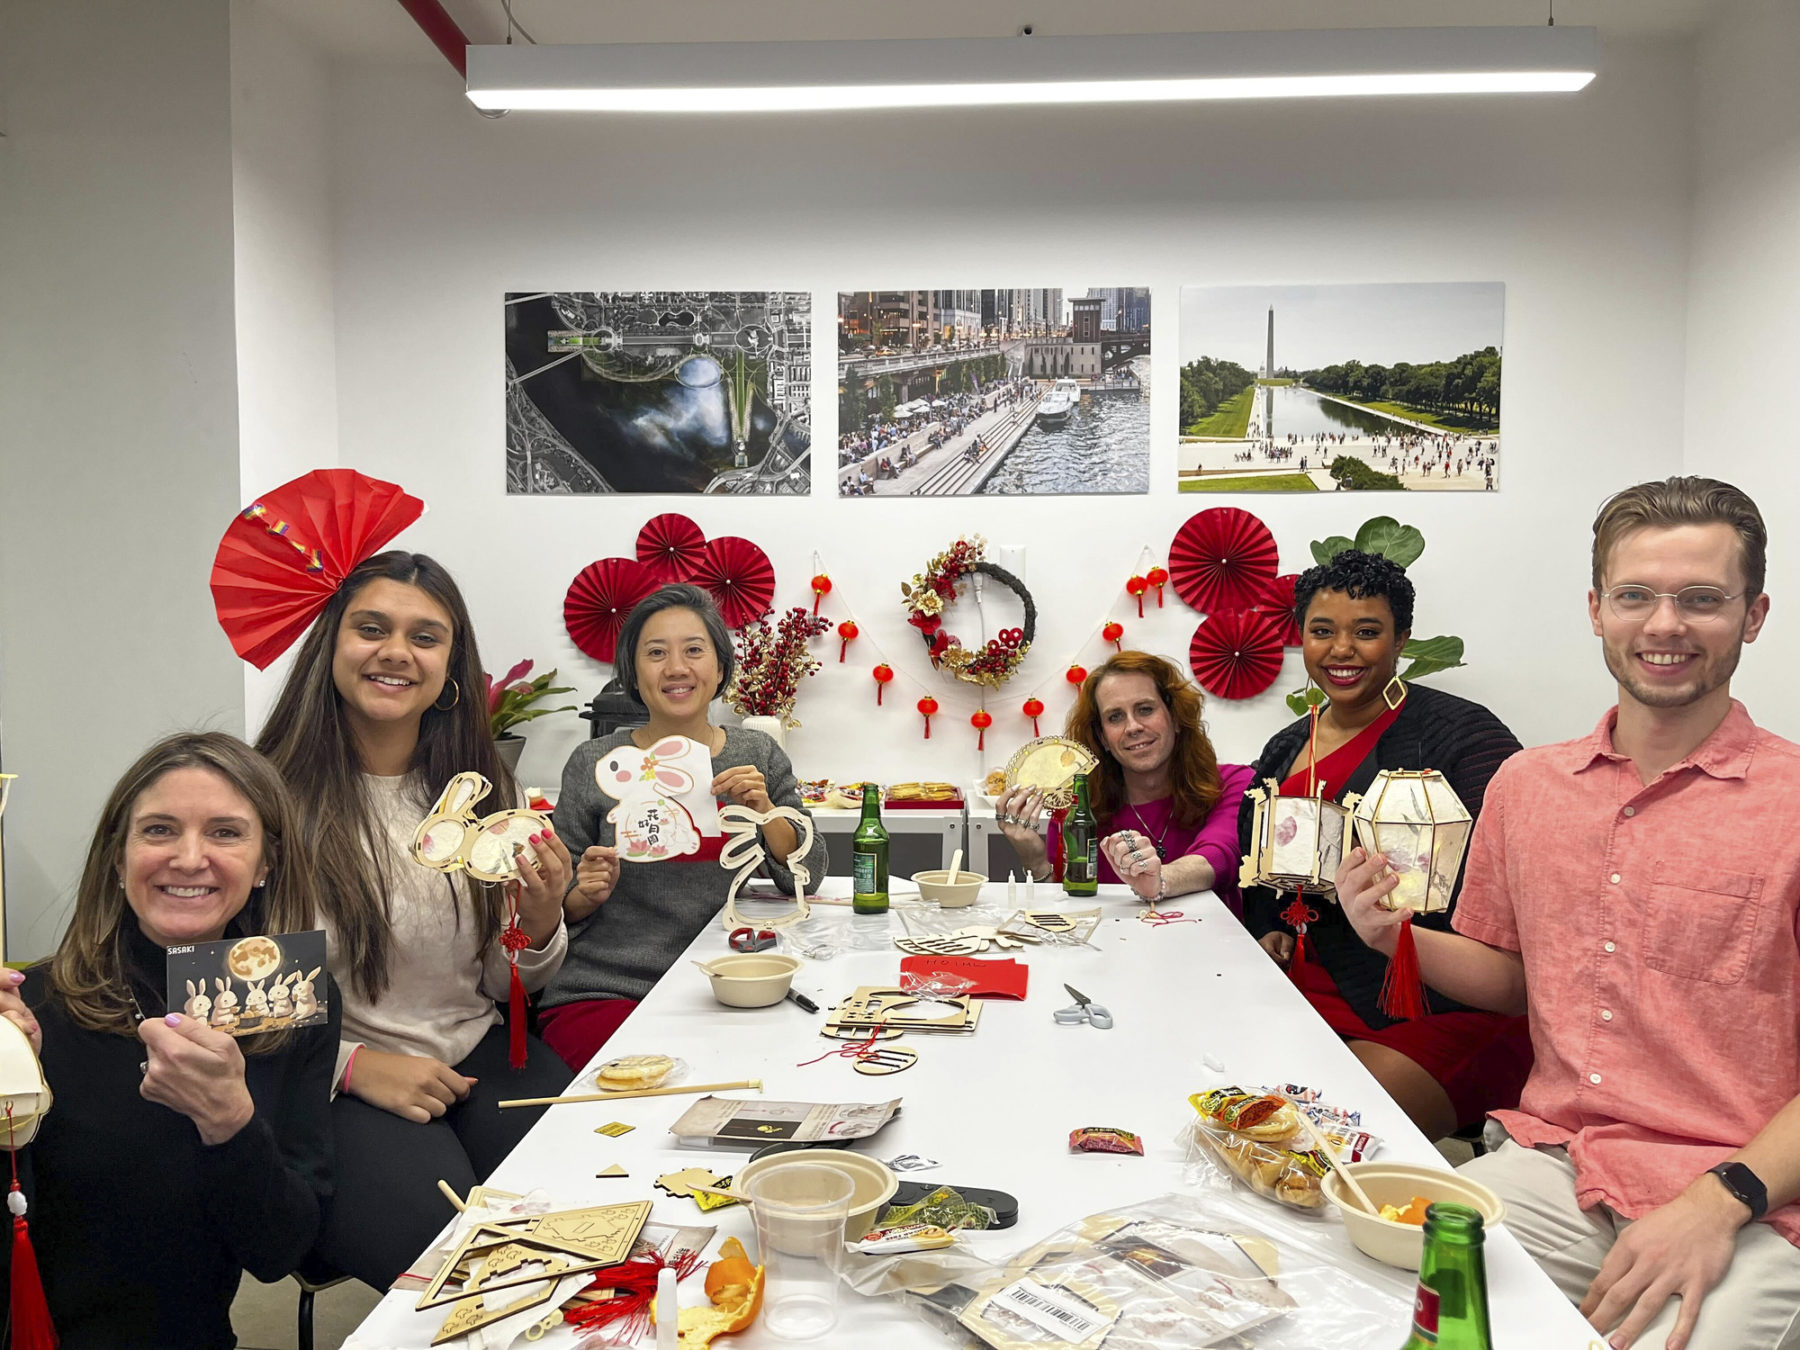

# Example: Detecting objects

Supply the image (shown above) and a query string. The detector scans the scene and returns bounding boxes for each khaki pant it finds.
[1462,1131,1800,1349]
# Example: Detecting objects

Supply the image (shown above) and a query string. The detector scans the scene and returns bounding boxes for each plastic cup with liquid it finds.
[742,1162,855,1340]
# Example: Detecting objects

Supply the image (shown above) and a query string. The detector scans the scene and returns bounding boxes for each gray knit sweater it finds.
[540,727,827,1008]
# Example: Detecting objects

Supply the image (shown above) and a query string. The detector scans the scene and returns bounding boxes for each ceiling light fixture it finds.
[466,27,1597,115]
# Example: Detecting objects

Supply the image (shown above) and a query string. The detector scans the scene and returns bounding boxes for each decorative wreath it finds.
[901,536,1036,689]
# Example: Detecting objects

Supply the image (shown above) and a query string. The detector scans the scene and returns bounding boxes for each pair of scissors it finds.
[729,926,777,953]
[1053,983,1114,1029]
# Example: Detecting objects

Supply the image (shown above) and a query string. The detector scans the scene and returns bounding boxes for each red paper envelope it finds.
[899,954,1029,1000]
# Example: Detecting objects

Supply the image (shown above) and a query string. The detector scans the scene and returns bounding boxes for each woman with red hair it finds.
[995,652,1255,913]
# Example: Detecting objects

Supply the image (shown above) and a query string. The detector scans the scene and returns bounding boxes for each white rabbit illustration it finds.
[242,978,269,1021]
[291,967,322,1021]
[268,972,295,1019]
[596,736,708,862]
[410,771,549,884]
[183,979,212,1023]
[209,978,239,1030]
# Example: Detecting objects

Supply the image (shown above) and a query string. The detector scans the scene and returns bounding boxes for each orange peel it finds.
[651,1237,765,1347]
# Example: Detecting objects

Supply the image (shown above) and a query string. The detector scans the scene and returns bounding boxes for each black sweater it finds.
[7,910,336,1350]
[1238,682,1522,1030]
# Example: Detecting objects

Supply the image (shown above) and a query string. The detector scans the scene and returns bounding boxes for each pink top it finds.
[1453,701,1800,1245]
[1089,763,1256,915]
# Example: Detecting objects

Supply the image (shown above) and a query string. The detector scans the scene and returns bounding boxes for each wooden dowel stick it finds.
[436,1179,467,1212]
[1294,1111,1379,1216]
[498,1078,764,1110]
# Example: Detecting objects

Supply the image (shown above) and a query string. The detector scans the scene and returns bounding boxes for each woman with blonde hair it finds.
[0,732,335,1349]
[995,651,1255,911]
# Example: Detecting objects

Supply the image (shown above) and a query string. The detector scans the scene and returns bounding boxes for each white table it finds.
[351,883,1600,1348]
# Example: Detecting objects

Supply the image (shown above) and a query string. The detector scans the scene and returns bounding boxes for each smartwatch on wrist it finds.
[1707,1161,1768,1221]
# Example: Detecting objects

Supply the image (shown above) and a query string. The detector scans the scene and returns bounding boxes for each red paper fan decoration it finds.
[1169,508,1280,613]
[1188,609,1285,700]
[211,468,425,670]
[1252,573,1303,647]
[691,536,776,629]
[635,513,708,584]
[564,557,659,663]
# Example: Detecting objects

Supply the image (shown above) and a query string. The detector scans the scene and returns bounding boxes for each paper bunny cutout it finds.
[183,979,212,1022]
[718,803,815,931]
[411,771,551,884]
[594,736,716,863]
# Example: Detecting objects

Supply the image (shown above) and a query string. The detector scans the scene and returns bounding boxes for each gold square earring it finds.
[1382,674,1408,710]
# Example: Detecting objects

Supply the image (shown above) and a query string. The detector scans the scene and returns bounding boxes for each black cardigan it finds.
[6,909,337,1350]
[1238,682,1522,1030]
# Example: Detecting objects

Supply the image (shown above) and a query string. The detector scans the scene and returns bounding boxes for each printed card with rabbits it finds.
[594,735,721,863]
[166,930,329,1037]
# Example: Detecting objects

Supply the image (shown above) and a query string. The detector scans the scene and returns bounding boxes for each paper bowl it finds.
[1322,1162,1507,1270]
[912,868,988,908]
[734,1149,899,1241]
[697,953,801,1008]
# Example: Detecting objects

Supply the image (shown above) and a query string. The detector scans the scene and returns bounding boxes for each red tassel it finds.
[7,1113,56,1350]
[1379,914,1429,1021]
[507,961,527,1069]
[1289,928,1311,982]
[565,1248,703,1340]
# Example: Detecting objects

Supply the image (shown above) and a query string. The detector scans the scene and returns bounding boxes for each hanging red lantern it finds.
[1146,564,1170,608]
[837,619,859,662]
[810,573,832,615]
[918,695,939,739]
[1022,696,1045,737]
[1102,621,1125,651]
[971,709,993,750]
[1066,664,1089,687]
[1125,575,1149,618]
[873,663,894,705]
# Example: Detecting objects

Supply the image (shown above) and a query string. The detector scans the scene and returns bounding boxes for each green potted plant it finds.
[484,659,577,771]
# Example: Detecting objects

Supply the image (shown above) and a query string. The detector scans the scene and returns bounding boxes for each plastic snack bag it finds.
[1184,1088,1379,1214]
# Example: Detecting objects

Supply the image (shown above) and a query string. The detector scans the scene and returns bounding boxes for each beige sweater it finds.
[329,775,567,1086]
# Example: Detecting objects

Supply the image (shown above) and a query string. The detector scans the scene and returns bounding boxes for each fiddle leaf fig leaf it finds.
[1310,535,1355,567]
[1399,634,1466,681]
[1353,517,1426,567]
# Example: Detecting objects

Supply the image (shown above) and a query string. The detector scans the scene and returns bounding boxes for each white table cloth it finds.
[351,882,1601,1348]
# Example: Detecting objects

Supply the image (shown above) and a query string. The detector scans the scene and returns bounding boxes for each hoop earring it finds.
[1382,674,1407,711]
[433,678,460,712]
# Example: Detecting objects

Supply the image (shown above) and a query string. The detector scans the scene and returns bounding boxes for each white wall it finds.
[230,1,342,732]
[0,0,244,958]
[315,40,1693,800]
[1683,0,1800,731]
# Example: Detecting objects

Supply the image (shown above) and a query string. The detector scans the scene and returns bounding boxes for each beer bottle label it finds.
[854,851,877,893]
[1410,1285,1439,1341]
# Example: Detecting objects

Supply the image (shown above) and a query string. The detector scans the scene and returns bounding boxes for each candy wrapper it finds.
[1183,1088,1379,1214]
[1070,1127,1144,1157]
[879,1186,993,1233]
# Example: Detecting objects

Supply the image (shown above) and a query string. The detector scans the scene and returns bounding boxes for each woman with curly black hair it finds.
[1238,549,1532,1140]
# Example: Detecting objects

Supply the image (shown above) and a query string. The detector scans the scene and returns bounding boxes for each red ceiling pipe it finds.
[396,0,470,78]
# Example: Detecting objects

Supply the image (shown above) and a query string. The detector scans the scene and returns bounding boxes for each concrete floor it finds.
[232,1274,381,1350]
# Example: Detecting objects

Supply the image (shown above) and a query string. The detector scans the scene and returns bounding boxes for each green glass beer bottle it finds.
[1062,773,1099,897]
[851,784,890,916]
[1400,1203,1493,1349]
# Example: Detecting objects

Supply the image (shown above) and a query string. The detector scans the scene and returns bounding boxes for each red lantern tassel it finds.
[6,1107,55,1350]
[564,1248,703,1340]
[876,685,884,706]
[1289,928,1311,981]
[922,717,931,740]
[1378,914,1429,1021]
[501,897,531,1070]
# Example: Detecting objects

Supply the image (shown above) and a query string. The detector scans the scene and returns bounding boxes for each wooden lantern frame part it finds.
[411,771,552,884]
[1240,780,1361,900]
[1350,768,1473,915]
[718,803,816,930]
[1001,737,1099,812]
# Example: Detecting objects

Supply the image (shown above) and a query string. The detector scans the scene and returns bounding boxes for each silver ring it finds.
[999,813,1015,826]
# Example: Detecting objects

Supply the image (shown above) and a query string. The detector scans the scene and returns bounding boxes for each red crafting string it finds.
[796,1026,889,1068]
[565,1247,703,1343]
[7,1106,56,1350]
[501,889,531,1070]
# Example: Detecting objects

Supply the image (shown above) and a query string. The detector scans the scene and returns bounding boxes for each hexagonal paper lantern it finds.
[1350,770,1472,915]
[1241,780,1359,898]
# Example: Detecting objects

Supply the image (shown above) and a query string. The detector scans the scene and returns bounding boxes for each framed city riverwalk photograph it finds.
[836,287,1151,498]
[1176,282,1504,493]
[506,291,813,495]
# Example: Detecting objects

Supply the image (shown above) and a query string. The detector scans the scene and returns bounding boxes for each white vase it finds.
[741,715,787,749]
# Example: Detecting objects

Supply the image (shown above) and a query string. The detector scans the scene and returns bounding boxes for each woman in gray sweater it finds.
[540,585,826,1070]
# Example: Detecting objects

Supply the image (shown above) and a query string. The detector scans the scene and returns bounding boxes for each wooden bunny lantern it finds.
[411,772,550,884]
[593,735,719,863]
[718,804,815,931]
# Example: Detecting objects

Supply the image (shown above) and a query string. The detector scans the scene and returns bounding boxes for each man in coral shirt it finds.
[1340,476,1800,1350]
